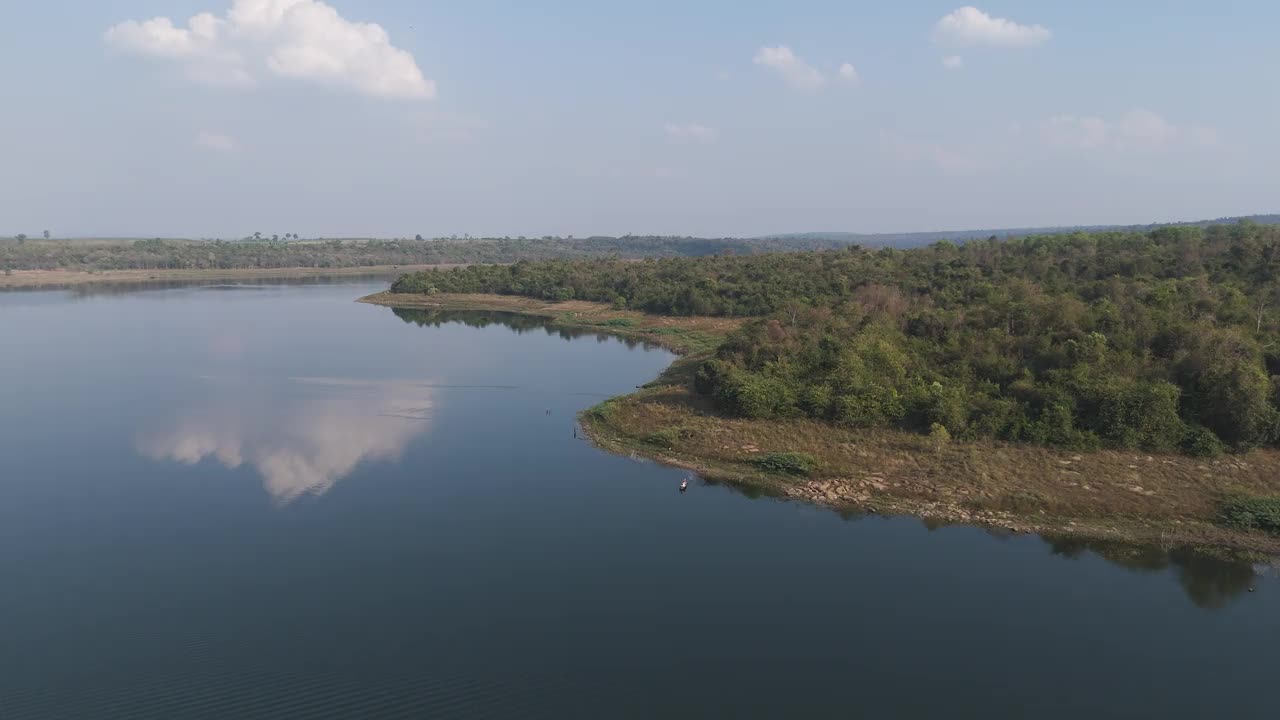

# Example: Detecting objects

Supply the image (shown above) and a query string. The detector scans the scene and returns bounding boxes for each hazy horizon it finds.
[4,1,1277,238]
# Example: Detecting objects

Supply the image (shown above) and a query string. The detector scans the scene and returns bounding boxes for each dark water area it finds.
[1,281,1277,719]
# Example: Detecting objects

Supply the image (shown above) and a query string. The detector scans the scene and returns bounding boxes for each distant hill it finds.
[763,214,1280,248]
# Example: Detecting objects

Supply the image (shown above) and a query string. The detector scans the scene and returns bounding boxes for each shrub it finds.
[600,318,637,328]
[749,452,819,475]
[643,426,692,448]
[717,375,795,419]
[798,383,833,417]
[929,423,952,449]
[915,382,968,434]
[695,359,733,396]
[1090,379,1186,451]
[1182,425,1226,457]
[1217,496,1280,535]
[588,400,618,422]
[832,386,904,427]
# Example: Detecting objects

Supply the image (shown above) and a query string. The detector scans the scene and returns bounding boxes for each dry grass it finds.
[587,381,1280,554]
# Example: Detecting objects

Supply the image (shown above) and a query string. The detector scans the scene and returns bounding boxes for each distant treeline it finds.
[761,214,1280,247]
[0,236,844,272]
[393,221,1280,455]
[5,214,1278,271]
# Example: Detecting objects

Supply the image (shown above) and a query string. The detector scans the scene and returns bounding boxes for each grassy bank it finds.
[363,291,1280,555]
[0,265,454,290]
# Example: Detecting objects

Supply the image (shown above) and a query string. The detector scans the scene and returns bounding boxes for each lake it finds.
[1,281,1277,719]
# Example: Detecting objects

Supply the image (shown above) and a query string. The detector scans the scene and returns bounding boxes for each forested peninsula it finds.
[383,221,1280,552]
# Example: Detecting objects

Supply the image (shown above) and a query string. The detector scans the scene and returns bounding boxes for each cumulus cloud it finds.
[754,45,826,92]
[942,55,964,70]
[195,130,238,152]
[1042,109,1220,152]
[105,0,435,99]
[664,123,719,143]
[933,7,1051,48]
[838,63,860,84]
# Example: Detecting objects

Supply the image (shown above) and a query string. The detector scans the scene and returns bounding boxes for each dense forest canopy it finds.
[393,221,1280,455]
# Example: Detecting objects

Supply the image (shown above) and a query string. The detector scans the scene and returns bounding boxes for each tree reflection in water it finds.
[1042,536,1258,610]
[392,308,654,350]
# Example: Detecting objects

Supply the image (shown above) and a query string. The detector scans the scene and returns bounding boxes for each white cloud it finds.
[1043,115,1110,150]
[105,15,221,58]
[1042,109,1220,152]
[754,45,826,92]
[105,0,435,100]
[1114,109,1180,148]
[1187,126,1224,148]
[664,123,719,143]
[195,130,238,152]
[933,7,1051,48]
[838,63,860,84]
[942,55,964,70]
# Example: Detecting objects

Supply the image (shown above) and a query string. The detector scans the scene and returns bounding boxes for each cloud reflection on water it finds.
[138,377,433,503]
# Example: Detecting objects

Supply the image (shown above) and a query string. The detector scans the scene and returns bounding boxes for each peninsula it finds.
[367,221,1280,555]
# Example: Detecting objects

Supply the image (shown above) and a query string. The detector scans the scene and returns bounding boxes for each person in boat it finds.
[679,478,689,492]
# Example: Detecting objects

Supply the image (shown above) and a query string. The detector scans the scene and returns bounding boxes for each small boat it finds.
[679,478,689,492]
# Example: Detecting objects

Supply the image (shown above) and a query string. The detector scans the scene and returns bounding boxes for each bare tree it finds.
[1256,286,1277,334]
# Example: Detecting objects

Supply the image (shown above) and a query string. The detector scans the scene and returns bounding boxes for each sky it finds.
[2,0,1278,238]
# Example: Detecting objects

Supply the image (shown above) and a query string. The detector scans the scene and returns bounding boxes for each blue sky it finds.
[3,0,1277,238]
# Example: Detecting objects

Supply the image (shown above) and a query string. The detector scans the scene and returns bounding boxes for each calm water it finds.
[1,281,1277,719]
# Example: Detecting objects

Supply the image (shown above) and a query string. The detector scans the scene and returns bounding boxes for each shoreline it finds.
[0,265,458,290]
[362,291,1280,557]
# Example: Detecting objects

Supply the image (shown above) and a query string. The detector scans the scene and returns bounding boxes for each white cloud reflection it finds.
[138,377,434,503]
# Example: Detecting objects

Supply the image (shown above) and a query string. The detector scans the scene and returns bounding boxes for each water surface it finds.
[1,281,1276,719]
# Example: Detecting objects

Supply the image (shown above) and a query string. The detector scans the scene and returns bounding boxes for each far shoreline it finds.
[0,264,463,290]
[362,290,1280,558]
